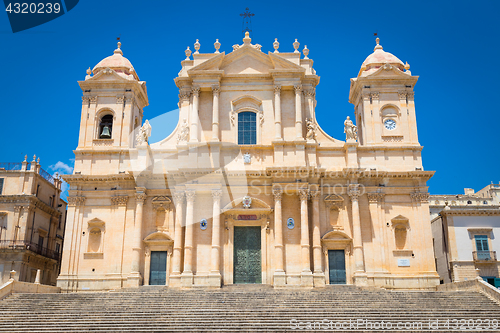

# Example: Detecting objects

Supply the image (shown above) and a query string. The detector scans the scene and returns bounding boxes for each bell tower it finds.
[74,42,148,174]
[349,38,419,147]
[77,42,148,151]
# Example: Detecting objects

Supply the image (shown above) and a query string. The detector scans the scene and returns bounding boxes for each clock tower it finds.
[349,38,419,148]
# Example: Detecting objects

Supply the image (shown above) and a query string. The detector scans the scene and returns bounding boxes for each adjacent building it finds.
[57,34,439,291]
[0,156,67,285]
[430,184,500,287]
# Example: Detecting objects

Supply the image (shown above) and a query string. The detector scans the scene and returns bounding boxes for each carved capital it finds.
[407,92,414,100]
[347,184,360,202]
[211,85,220,95]
[185,190,196,203]
[294,84,302,94]
[310,190,320,200]
[191,87,200,97]
[272,187,283,201]
[81,96,89,105]
[298,189,309,201]
[367,192,385,203]
[68,196,86,206]
[411,192,429,203]
[398,91,407,100]
[179,91,191,102]
[370,92,379,100]
[111,196,128,206]
[172,191,185,204]
[116,95,125,104]
[14,206,22,213]
[274,85,281,94]
[135,193,146,203]
[89,96,97,104]
[211,189,222,201]
[304,89,315,98]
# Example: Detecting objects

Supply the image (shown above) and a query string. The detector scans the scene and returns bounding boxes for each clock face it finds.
[384,119,396,130]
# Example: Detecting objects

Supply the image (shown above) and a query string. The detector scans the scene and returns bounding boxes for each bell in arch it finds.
[100,126,111,139]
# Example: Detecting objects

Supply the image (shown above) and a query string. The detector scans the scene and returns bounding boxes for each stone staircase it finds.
[1,284,499,332]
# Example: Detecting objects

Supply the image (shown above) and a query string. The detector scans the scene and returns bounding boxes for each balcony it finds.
[473,251,497,262]
[0,240,61,262]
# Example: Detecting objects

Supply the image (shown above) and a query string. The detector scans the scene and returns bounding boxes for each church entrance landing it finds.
[233,226,261,284]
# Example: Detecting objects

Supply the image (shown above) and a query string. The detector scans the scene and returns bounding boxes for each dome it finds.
[360,38,404,75]
[92,42,139,80]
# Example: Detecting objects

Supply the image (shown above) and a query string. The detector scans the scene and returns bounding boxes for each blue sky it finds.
[0,0,498,196]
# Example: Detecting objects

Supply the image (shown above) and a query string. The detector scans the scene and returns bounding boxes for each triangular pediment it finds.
[365,64,415,80]
[187,52,225,72]
[87,68,131,82]
[219,46,274,75]
[268,53,306,72]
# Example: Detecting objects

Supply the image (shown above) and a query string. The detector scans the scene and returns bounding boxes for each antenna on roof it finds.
[240,7,254,37]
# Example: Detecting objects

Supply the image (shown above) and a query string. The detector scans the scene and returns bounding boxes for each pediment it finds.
[324,194,344,202]
[222,196,271,211]
[87,67,131,82]
[365,64,414,80]
[144,231,173,242]
[322,230,352,241]
[268,53,306,72]
[219,46,274,75]
[187,52,225,72]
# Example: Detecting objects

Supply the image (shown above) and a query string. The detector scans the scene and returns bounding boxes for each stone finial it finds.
[243,31,251,45]
[303,45,309,59]
[114,41,123,55]
[185,46,192,60]
[55,172,59,178]
[194,39,200,54]
[293,39,300,53]
[32,154,36,162]
[24,155,27,162]
[273,38,279,53]
[214,39,221,53]
[9,270,16,280]
[374,37,383,51]
[86,67,92,75]
[404,61,410,70]
[37,157,40,163]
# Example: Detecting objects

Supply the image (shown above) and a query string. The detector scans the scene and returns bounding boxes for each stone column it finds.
[304,88,315,120]
[129,189,146,286]
[170,192,185,286]
[209,189,222,286]
[273,187,286,286]
[311,191,325,286]
[274,85,282,140]
[368,192,386,273]
[348,184,367,286]
[299,189,313,286]
[190,87,200,142]
[294,84,303,139]
[181,190,195,286]
[211,86,220,141]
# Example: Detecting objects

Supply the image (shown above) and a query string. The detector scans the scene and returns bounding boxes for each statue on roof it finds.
[344,116,357,141]
[136,119,152,145]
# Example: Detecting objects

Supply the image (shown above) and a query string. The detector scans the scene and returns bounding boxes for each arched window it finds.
[238,111,256,145]
[99,115,113,139]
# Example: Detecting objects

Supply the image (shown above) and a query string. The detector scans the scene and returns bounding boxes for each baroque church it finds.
[57,33,439,291]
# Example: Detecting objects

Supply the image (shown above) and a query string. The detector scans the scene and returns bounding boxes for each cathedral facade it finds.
[57,33,439,291]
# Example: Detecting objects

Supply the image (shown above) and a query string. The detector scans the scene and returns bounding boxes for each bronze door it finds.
[233,226,261,284]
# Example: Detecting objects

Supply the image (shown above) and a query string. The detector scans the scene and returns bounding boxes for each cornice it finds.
[0,195,61,217]
[440,209,500,216]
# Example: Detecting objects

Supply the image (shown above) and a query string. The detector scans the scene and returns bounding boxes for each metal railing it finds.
[0,162,31,171]
[0,240,61,262]
[473,251,497,262]
[38,167,55,185]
